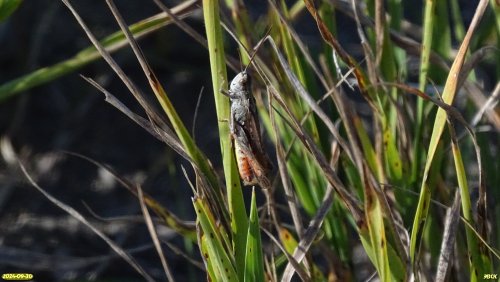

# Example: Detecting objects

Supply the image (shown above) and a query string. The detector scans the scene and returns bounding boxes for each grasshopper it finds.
[223,41,272,189]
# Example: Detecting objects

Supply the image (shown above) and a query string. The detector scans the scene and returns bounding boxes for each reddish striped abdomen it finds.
[235,143,258,185]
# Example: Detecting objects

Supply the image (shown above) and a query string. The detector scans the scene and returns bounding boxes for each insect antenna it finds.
[237,48,244,73]
[243,26,272,73]
[221,22,271,74]
[220,22,252,69]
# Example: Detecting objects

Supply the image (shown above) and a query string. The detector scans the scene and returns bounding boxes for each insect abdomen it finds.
[235,143,258,185]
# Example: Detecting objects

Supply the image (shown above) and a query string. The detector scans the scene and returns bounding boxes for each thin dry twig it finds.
[267,0,330,89]
[80,76,190,161]
[282,65,361,162]
[82,201,163,225]
[18,161,155,282]
[268,86,362,282]
[471,82,500,128]
[192,87,204,140]
[63,151,196,232]
[386,183,500,261]
[332,0,500,130]
[262,33,378,281]
[458,46,498,89]
[268,90,304,238]
[151,0,206,47]
[0,245,154,272]
[261,228,311,282]
[435,190,461,282]
[61,0,175,134]
[160,239,205,271]
[151,0,240,72]
[265,36,357,166]
[137,185,175,282]
[374,0,385,67]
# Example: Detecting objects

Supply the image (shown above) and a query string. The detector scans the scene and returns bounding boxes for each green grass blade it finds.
[364,179,390,282]
[202,0,248,279]
[148,64,223,204]
[491,0,500,33]
[449,0,466,41]
[448,125,486,281]
[318,2,337,79]
[194,197,239,282]
[353,117,381,180]
[412,0,436,183]
[431,0,452,81]
[243,189,264,282]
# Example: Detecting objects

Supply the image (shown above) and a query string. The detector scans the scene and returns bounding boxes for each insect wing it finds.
[233,124,271,188]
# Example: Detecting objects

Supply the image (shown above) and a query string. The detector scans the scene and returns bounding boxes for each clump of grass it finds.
[5,0,499,280]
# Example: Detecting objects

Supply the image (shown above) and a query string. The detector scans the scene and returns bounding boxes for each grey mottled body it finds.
[227,71,272,188]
